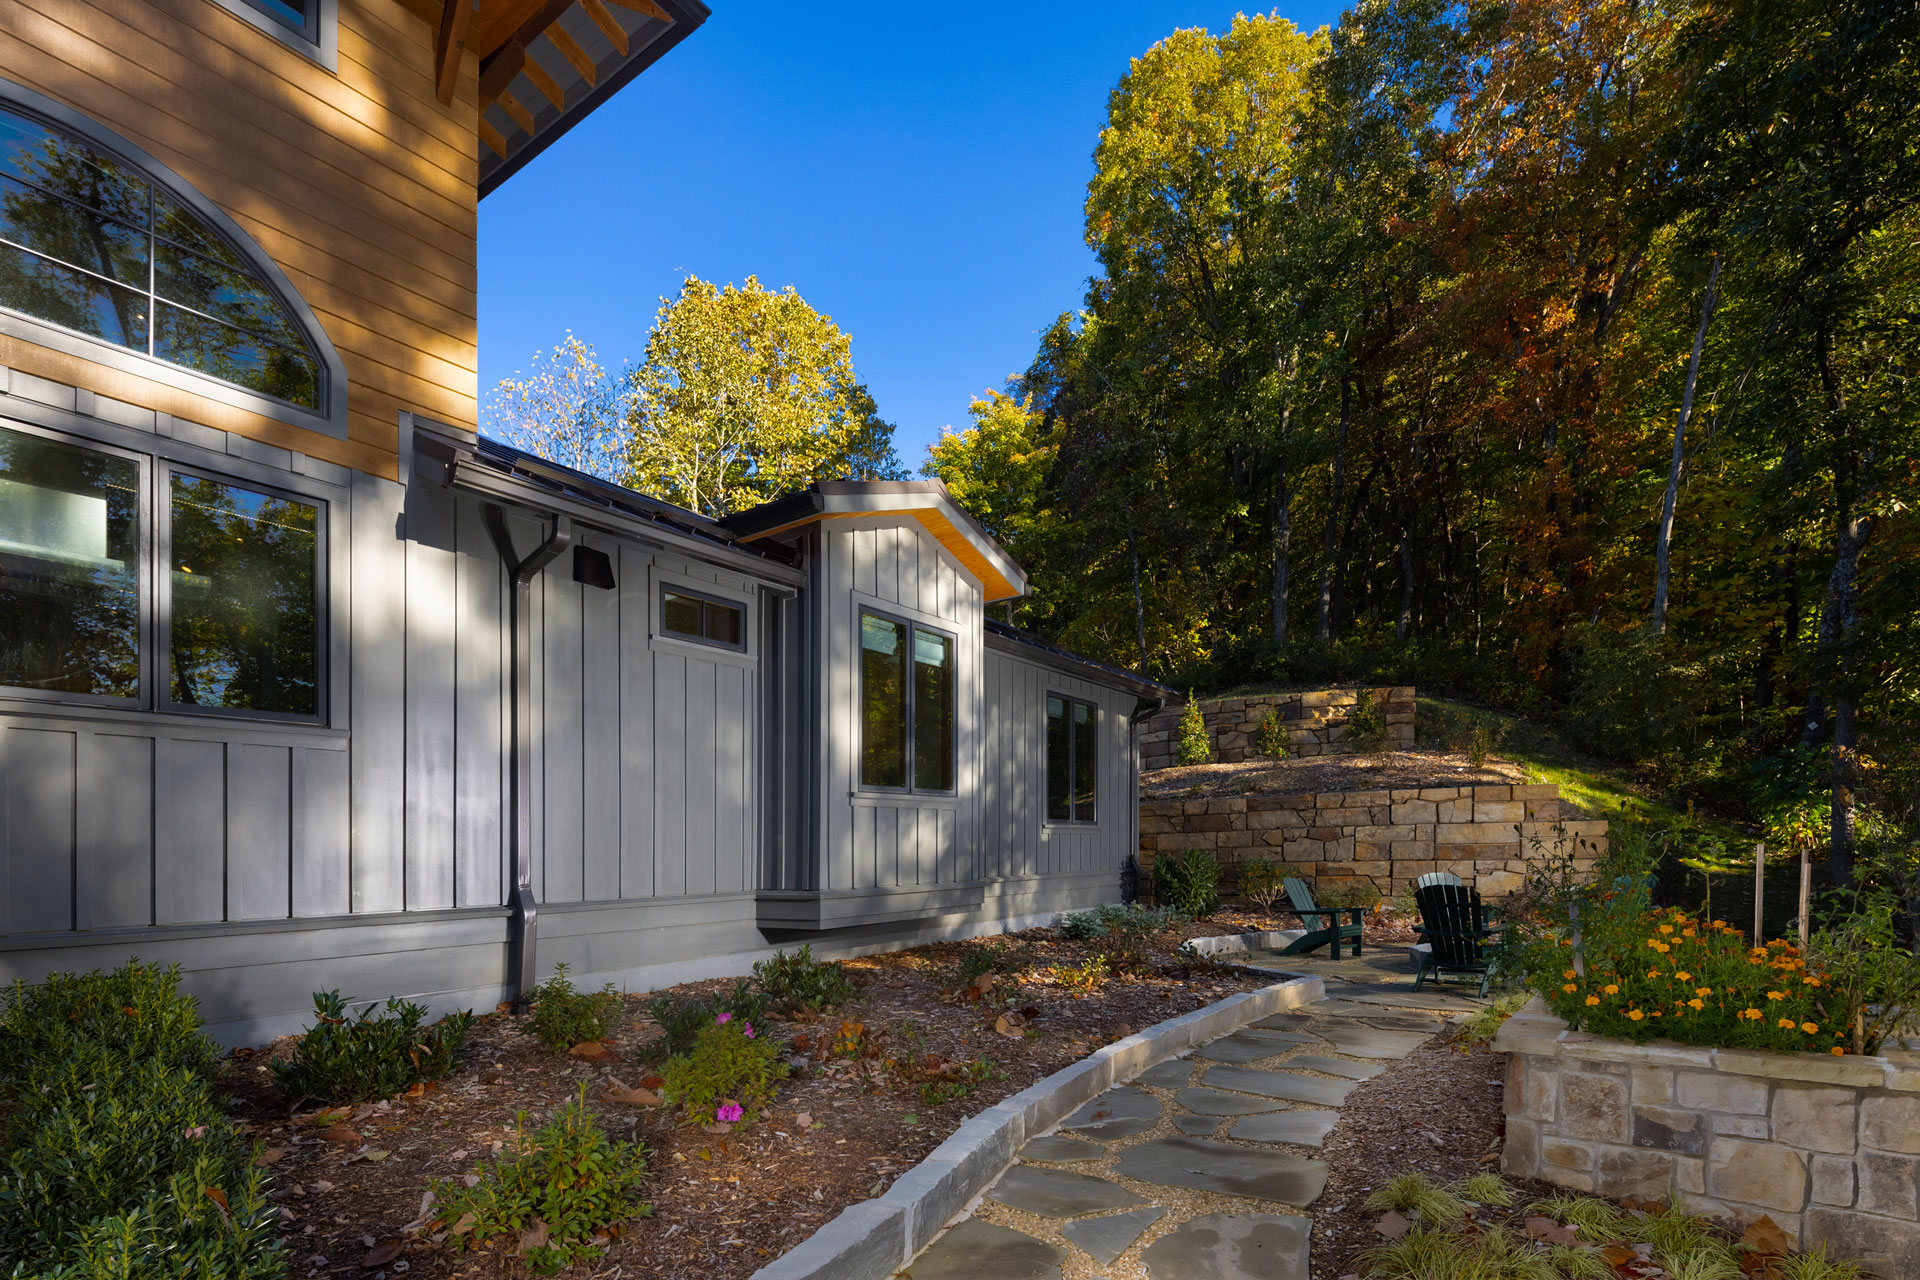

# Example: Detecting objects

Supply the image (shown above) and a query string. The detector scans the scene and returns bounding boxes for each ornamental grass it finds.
[1527,906,1846,1055]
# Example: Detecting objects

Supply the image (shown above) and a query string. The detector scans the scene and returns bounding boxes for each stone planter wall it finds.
[1494,998,1920,1274]
[1139,687,1415,771]
[1138,784,1606,897]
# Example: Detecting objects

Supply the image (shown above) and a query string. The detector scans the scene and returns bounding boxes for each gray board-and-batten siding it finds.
[0,391,1164,1043]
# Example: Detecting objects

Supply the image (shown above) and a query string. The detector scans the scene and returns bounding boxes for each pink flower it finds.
[183,1125,209,1139]
[715,1103,743,1124]
[742,1021,755,1039]
[716,1012,732,1024]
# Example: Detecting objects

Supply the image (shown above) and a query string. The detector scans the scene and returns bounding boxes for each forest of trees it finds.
[923,0,1917,869]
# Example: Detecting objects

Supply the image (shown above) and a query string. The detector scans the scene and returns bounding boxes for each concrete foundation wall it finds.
[1139,687,1415,770]
[1138,784,1606,896]
[1495,999,1920,1275]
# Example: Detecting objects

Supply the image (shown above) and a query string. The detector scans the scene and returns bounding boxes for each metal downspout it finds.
[1126,697,1162,903]
[485,505,572,1011]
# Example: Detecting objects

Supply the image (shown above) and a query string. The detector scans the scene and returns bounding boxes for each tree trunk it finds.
[1317,373,1351,641]
[1272,471,1291,645]
[1654,256,1723,637]
[1818,511,1876,884]
[1394,493,1414,643]
[1127,507,1149,673]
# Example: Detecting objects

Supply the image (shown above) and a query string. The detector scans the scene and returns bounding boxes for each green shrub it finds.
[1154,849,1222,918]
[271,990,472,1104]
[952,940,1031,988]
[1239,859,1286,910]
[1254,708,1289,760]
[1344,688,1391,756]
[1809,889,1920,1055]
[1314,877,1382,911]
[648,979,768,1059]
[1057,909,1105,941]
[1048,954,1110,995]
[753,945,855,1012]
[526,963,623,1052]
[1059,902,1183,940]
[433,1088,649,1274]
[0,963,281,1279]
[1174,694,1213,765]
[658,1014,787,1124]
[1417,698,1511,766]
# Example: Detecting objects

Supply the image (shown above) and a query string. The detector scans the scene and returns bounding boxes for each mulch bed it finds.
[221,922,1286,1279]
[1141,748,1526,803]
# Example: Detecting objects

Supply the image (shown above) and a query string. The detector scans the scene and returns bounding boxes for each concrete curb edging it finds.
[747,970,1326,1280]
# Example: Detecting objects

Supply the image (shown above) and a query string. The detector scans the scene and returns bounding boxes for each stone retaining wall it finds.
[1138,783,1605,897]
[1494,998,1920,1274]
[1139,687,1415,771]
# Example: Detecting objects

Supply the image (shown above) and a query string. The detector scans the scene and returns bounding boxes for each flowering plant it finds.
[658,1012,786,1124]
[1526,904,1844,1054]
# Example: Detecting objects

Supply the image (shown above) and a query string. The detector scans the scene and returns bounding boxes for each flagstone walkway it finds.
[900,954,1486,1280]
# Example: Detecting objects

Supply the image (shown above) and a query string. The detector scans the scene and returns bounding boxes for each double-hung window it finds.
[1046,694,1098,823]
[859,609,955,793]
[0,421,323,718]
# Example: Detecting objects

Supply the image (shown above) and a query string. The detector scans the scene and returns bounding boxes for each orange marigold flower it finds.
[1779,1018,1797,1029]
[1563,984,1578,993]
[1695,988,1713,997]
[1833,1047,1847,1056]
[1659,924,1675,934]
[1604,984,1620,995]
[1585,996,1601,1006]
[1802,1022,1819,1035]
[1689,999,1705,1010]
[1743,1008,1762,1020]
[1766,991,1786,1001]
[1564,969,1577,980]
[1675,972,1692,982]
[1627,1010,1646,1021]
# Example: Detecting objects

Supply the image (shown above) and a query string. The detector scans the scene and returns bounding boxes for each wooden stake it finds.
[1798,845,1813,949]
[1753,841,1766,944]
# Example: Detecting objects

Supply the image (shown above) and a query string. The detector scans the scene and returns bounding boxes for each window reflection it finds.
[0,424,140,697]
[169,474,318,714]
[912,628,954,791]
[860,612,907,789]
[0,104,322,410]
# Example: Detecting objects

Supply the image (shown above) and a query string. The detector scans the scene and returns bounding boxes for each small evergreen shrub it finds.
[1239,859,1286,911]
[0,962,282,1279]
[753,945,855,1012]
[526,963,623,1052]
[1048,954,1110,995]
[1174,693,1213,765]
[271,990,472,1104]
[952,940,1030,989]
[1344,688,1391,756]
[1254,708,1289,760]
[648,979,768,1059]
[658,1014,787,1124]
[433,1088,649,1274]
[1154,849,1222,918]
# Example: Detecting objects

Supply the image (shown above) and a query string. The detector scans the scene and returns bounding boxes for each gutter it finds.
[484,505,572,1011]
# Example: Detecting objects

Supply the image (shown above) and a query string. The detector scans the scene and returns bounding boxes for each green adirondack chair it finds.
[1412,882,1503,996]
[1413,870,1463,890]
[1277,877,1366,959]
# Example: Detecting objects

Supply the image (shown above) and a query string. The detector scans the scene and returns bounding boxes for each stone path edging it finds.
[747,971,1325,1280]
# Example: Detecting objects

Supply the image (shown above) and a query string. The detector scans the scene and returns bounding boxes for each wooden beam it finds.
[546,24,596,86]
[434,0,476,106]
[522,55,567,110]
[496,88,537,135]
[580,0,628,56]
[478,41,525,100]
[604,0,673,22]
[479,115,509,158]
[472,0,572,61]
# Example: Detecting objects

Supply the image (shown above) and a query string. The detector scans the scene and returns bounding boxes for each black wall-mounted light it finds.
[572,545,616,590]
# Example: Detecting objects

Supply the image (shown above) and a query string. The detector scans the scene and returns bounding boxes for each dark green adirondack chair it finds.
[1412,882,1503,996]
[1277,877,1366,959]
[1413,870,1463,891]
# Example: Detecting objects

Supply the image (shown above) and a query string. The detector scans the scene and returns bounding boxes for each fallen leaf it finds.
[993,1015,1023,1039]
[793,1111,812,1129]
[203,1186,231,1219]
[640,1074,665,1090]
[311,1180,335,1193]
[568,1041,612,1060]
[1740,1215,1794,1256]
[1523,1217,1579,1247]
[448,1212,477,1237]
[402,1082,425,1099]
[318,1126,363,1146]
[1599,1243,1639,1266]
[361,1241,402,1267]
[517,1217,551,1254]
[603,1083,662,1107]
[253,1147,286,1166]
[463,1174,481,1188]
[1373,1211,1411,1240]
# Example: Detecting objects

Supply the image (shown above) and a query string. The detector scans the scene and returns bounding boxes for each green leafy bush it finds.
[1314,877,1382,911]
[952,939,1032,988]
[0,962,282,1279]
[433,1088,649,1274]
[526,963,623,1052]
[658,1014,787,1124]
[1523,902,1842,1052]
[648,979,768,1059]
[1417,698,1510,766]
[1238,859,1286,910]
[1344,688,1391,756]
[271,990,472,1104]
[753,945,855,1012]
[1254,708,1289,760]
[1808,889,1920,1055]
[1154,849,1222,918]
[1174,693,1213,765]
[1059,902,1182,940]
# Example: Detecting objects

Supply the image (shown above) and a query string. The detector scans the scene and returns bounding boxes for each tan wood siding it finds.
[0,0,481,478]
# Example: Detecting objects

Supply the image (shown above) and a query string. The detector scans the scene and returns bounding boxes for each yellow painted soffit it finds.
[740,508,1021,602]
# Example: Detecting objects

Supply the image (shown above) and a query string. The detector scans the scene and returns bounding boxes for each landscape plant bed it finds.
[1142,748,1529,803]
[220,921,1280,1278]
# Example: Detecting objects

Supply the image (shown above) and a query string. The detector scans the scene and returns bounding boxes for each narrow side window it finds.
[1045,694,1097,823]
[860,611,907,788]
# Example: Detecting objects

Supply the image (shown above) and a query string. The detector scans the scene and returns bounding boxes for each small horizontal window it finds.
[660,587,744,650]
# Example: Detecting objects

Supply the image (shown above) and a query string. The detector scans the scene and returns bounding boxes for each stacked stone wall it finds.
[1496,999,1920,1273]
[1137,784,1605,897]
[1139,687,1415,771]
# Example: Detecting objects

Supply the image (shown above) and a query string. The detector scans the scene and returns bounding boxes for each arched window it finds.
[0,81,343,432]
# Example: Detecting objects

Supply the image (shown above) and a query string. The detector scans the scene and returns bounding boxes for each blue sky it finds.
[478,1,1343,467]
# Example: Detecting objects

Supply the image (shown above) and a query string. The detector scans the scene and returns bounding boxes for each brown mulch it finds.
[221,923,1284,1279]
[1141,748,1525,803]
